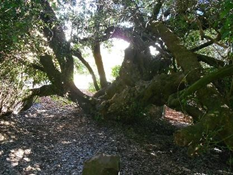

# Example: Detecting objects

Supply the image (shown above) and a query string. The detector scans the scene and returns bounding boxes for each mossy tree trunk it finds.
[94,45,175,119]
[93,21,233,155]
[148,22,233,154]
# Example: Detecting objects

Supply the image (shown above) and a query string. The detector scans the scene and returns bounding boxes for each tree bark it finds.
[92,42,108,88]
[181,65,233,98]
[196,54,224,67]
[21,84,58,111]
[95,45,182,121]
[149,21,233,154]
[38,0,93,111]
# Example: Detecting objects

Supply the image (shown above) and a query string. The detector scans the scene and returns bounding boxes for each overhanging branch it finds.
[190,33,221,52]
[181,65,233,98]
[31,63,45,72]
[196,54,224,67]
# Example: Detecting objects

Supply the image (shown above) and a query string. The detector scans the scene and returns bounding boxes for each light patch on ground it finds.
[7,148,32,167]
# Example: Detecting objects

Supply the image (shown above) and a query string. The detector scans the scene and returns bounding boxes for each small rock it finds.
[82,153,120,175]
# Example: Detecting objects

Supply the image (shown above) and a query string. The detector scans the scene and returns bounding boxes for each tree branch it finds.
[39,55,62,88]
[190,33,221,52]
[181,65,233,98]
[21,84,58,111]
[190,40,214,52]
[71,49,100,90]
[40,0,70,73]
[152,0,162,20]
[196,54,224,67]
[92,42,108,88]
[31,63,45,72]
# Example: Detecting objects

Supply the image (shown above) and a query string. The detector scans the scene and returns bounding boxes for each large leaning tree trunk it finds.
[148,21,233,155]
[92,20,233,155]
[94,40,176,120]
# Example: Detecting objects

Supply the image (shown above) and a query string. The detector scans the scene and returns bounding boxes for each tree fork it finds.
[72,49,100,91]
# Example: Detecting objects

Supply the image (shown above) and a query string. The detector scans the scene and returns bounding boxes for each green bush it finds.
[88,80,100,93]
[111,65,121,78]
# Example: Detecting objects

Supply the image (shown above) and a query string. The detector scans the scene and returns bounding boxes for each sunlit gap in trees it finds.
[74,40,160,90]
[55,0,97,41]
[74,38,129,90]
[150,46,159,55]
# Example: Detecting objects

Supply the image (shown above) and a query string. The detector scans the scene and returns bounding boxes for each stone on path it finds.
[82,153,120,175]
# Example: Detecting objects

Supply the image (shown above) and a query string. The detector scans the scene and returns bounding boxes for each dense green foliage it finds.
[0,0,41,56]
[111,65,121,78]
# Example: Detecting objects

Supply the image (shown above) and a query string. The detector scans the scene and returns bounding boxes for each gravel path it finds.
[0,99,232,174]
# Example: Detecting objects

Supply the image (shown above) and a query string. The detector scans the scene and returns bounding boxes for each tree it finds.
[91,0,108,88]
[1,0,233,156]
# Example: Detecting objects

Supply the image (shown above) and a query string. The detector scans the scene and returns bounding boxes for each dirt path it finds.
[0,98,232,174]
